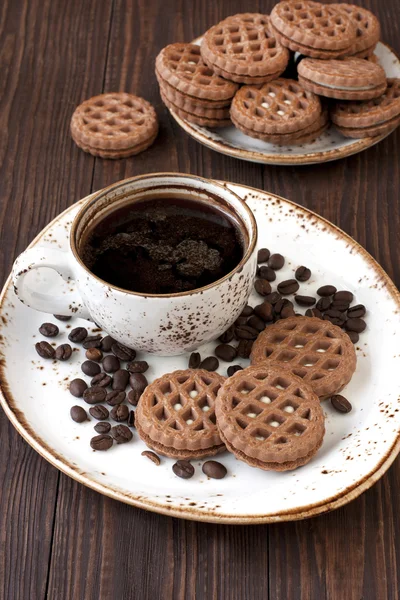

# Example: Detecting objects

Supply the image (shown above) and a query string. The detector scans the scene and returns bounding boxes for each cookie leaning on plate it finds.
[298,57,387,100]
[70,93,158,159]
[215,364,325,471]
[332,3,380,59]
[135,369,226,459]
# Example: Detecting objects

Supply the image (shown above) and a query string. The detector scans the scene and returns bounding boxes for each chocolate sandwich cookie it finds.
[332,4,380,59]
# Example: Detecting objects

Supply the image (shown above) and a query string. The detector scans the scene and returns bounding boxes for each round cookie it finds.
[215,364,325,471]
[160,89,231,128]
[298,57,387,100]
[70,93,158,159]
[135,369,226,459]
[250,316,357,400]
[332,4,380,58]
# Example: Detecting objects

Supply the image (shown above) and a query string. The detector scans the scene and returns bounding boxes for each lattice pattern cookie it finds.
[332,3,380,58]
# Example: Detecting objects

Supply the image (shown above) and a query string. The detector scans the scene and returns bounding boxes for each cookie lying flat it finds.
[135,369,226,459]
[250,316,357,400]
[332,3,380,59]
[160,89,231,128]
[298,57,387,100]
[70,93,158,159]
[215,364,325,471]
[201,13,289,84]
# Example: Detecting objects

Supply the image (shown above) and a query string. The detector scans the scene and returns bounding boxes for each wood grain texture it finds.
[0,0,399,599]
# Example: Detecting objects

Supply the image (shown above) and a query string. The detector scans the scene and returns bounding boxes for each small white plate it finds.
[1,182,399,523]
[166,42,400,165]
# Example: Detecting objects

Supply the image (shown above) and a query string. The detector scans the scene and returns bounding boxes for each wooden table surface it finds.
[1,0,399,598]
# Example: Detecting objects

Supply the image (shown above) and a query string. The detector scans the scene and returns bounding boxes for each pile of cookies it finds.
[156,2,400,144]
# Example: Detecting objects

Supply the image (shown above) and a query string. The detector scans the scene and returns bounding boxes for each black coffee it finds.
[81,196,244,294]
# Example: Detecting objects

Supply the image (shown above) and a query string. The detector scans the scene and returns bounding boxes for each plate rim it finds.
[1,181,399,524]
[168,42,399,166]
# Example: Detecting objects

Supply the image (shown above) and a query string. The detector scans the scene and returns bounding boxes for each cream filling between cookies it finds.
[313,80,378,91]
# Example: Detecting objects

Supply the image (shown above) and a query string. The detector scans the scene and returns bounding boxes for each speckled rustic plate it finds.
[1,182,399,523]
[166,42,400,165]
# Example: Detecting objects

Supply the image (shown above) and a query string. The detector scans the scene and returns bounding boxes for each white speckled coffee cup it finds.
[12,173,258,355]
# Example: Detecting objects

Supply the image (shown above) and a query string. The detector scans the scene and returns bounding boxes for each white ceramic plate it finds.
[1,182,399,524]
[167,42,400,165]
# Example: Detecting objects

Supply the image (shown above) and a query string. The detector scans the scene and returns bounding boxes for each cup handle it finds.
[12,247,90,319]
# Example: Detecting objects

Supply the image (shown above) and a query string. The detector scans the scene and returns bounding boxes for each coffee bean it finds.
[264,292,281,305]
[89,405,109,420]
[101,335,115,352]
[254,302,274,322]
[317,285,337,297]
[324,309,346,321]
[294,295,316,307]
[215,344,237,362]
[227,365,243,377]
[236,324,259,340]
[81,360,101,377]
[347,304,366,319]
[268,253,285,270]
[323,315,343,327]
[83,386,107,405]
[127,389,141,406]
[103,355,121,373]
[199,356,219,371]
[172,460,194,479]
[281,305,296,319]
[110,404,129,422]
[235,316,248,326]
[316,297,331,312]
[331,300,350,312]
[331,394,352,413]
[257,248,270,263]
[130,372,148,394]
[295,266,311,282]
[91,373,112,387]
[241,305,254,317]
[53,314,71,321]
[347,331,359,344]
[277,279,299,295]
[254,279,272,296]
[82,335,102,350]
[218,325,235,343]
[274,299,292,315]
[257,265,276,282]
[111,342,136,361]
[305,308,323,319]
[345,318,366,333]
[69,378,88,398]
[112,369,129,391]
[202,460,227,479]
[128,410,135,428]
[55,344,72,361]
[35,341,55,359]
[94,422,111,434]
[126,360,149,374]
[247,315,265,332]
[68,327,88,343]
[90,434,113,451]
[85,348,103,362]
[334,291,354,303]
[39,322,59,337]
[111,424,133,444]
[141,450,160,465]
[70,405,87,423]
[188,352,201,369]
[237,339,253,359]
[106,390,126,406]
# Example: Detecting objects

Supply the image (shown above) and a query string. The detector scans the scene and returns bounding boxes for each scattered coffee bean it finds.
[331,300,350,312]
[141,450,160,465]
[347,304,366,319]
[237,339,253,359]
[281,305,296,319]
[295,266,311,282]
[235,316,248,326]
[172,460,194,479]
[55,344,72,361]
[227,365,243,377]
[274,298,292,315]
[334,291,354,303]
[69,378,88,398]
[82,335,103,350]
[102,354,121,373]
[111,424,133,444]
[316,297,331,312]
[39,322,59,337]
[199,356,219,371]
[91,373,112,387]
[324,309,346,321]
[241,305,254,317]
[268,253,285,270]
[247,315,265,332]
[127,389,141,406]
[264,292,281,305]
[257,265,276,282]
[100,335,115,352]
[53,314,71,321]
[257,248,270,263]
[347,331,359,344]
[218,325,235,343]
[70,405,87,423]
[112,369,130,391]
[323,315,343,327]
[331,394,352,413]
[215,344,237,362]
[189,352,201,369]
[277,279,299,295]
[83,386,107,404]
[81,360,101,377]
[305,308,323,318]
[202,460,227,479]
[68,327,88,343]
[85,348,103,362]
[111,342,136,361]
[130,372,148,394]
[128,410,135,428]
[35,341,55,359]
[317,285,337,297]
[94,422,111,434]
[89,405,109,420]
[90,434,113,451]
[235,325,258,340]
[106,390,126,406]
[294,295,316,307]
[110,404,129,422]
[126,360,149,373]
[254,279,272,296]
[254,302,274,322]
[345,318,366,333]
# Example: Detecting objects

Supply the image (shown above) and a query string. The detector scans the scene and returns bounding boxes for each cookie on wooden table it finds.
[332,3,380,58]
